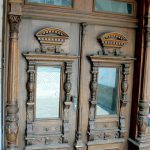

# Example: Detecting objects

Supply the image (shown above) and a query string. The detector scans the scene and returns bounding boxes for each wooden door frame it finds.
[128,0,150,149]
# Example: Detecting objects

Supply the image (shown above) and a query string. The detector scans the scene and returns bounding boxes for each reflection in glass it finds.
[36,66,61,119]
[95,0,133,15]
[27,0,72,7]
[96,67,118,115]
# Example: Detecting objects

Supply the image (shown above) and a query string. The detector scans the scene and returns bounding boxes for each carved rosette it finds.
[63,62,72,143]
[136,100,149,142]
[88,62,98,141]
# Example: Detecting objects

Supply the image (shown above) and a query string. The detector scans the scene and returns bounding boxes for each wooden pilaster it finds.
[5,0,22,149]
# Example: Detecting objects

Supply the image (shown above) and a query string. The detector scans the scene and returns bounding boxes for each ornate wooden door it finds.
[6,0,137,150]
[18,21,135,150]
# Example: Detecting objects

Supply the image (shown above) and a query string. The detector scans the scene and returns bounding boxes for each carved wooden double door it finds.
[18,19,135,150]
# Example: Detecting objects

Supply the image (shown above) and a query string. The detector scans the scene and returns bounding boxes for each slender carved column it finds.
[119,64,130,138]
[5,14,21,150]
[26,63,35,141]
[63,62,72,143]
[88,63,98,141]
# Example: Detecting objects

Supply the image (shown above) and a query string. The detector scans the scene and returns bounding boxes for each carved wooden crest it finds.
[97,32,128,56]
[35,28,69,53]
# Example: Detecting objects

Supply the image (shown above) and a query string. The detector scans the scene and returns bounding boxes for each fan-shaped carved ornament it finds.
[97,32,128,56]
[98,32,128,49]
[35,28,69,46]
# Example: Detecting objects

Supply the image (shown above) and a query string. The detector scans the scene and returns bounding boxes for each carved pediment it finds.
[35,27,69,46]
[97,32,128,56]
[35,28,69,53]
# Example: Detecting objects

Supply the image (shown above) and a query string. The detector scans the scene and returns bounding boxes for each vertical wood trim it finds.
[75,23,87,150]
[136,0,150,142]
[2,0,8,149]
[129,0,146,140]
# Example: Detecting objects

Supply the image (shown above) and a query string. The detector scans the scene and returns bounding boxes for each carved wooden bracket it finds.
[35,28,69,53]
[97,32,128,56]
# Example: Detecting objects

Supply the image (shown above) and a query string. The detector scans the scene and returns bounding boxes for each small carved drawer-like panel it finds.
[95,122,118,129]
[33,124,62,134]
[92,129,119,140]
[88,144,120,150]
[26,135,62,145]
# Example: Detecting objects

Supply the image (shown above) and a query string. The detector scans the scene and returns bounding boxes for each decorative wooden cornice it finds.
[89,55,135,64]
[23,53,79,62]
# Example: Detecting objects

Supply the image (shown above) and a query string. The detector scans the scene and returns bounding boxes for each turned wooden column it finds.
[5,10,21,150]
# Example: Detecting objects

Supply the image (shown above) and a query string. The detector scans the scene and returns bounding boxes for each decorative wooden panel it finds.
[23,28,78,149]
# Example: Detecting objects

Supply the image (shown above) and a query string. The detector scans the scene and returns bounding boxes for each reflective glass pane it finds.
[96,67,119,115]
[36,66,61,119]
[27,0,72,7]
[95,0,133,15]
